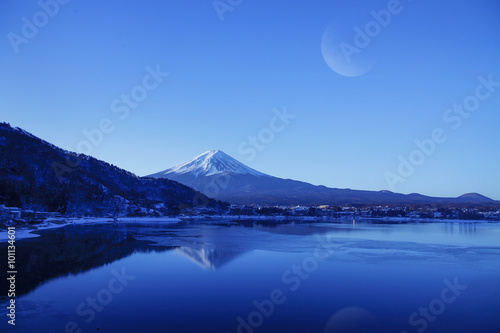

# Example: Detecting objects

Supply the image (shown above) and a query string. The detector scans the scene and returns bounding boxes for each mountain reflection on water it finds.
[1,219,498,333]
[0,218,485,299]
[0,219,361,299]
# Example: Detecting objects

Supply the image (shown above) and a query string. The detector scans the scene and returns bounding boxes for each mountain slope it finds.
[148,150,498,207]
[457,193,494,202]
[0,123,224,216]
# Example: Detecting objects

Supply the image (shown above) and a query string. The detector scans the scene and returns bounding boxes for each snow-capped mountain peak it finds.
[153,150,267,177]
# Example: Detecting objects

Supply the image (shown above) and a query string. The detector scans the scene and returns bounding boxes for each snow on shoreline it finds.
[0,216,182,242]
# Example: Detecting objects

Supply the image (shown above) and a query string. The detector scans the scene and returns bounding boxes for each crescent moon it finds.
[321,23,373,77]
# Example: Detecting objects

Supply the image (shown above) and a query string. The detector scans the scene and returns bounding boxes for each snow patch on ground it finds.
[0,217,182,242]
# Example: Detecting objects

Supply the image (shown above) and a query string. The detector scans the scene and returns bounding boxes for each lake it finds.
[1,219,499,333]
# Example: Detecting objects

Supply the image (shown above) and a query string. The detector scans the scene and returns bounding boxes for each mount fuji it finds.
[150,150,266,178]
[148,150,497,207]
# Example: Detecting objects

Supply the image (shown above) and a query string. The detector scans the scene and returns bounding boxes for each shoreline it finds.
[0,216,182,242]
[1,215,497,242]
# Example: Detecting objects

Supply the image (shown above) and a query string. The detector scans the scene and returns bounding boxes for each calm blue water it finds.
[1,220,499,333]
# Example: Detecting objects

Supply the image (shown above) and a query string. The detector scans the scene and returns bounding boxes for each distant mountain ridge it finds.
[0,123,224,216]
[148,150,498,207]
[457,193,493,202]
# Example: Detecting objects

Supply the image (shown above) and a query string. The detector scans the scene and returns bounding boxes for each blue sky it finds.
[1,0,499,199]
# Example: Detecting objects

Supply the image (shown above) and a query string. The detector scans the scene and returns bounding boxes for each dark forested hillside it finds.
[0,123,225,216]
